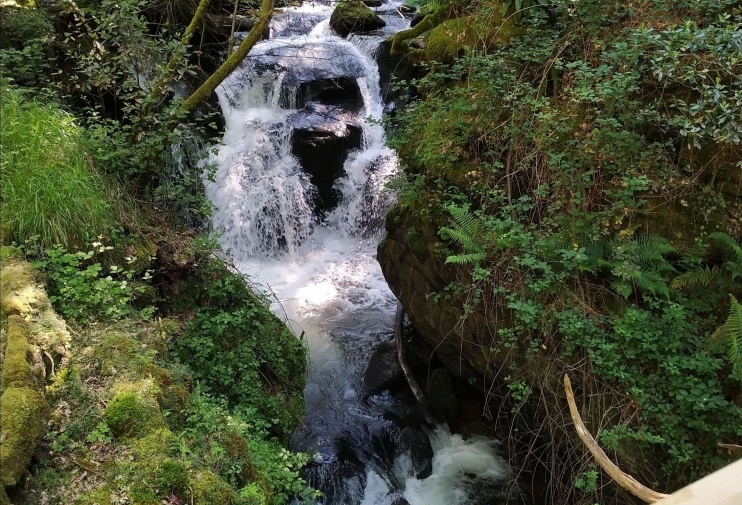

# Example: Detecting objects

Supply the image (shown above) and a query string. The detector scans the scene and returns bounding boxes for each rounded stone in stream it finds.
[396,427,433,479]
[363,341,402,395]
[330,0,386,37]
[426,368,459,424]
[391,498,411,505]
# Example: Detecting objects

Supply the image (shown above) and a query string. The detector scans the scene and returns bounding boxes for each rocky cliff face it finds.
[377,204,511,387]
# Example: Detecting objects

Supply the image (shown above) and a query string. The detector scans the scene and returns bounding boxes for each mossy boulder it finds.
[330,0,386,37]
[0,387,50,487]
[2,316,44,391]
[426,11,518,63]
[188,469,235,504]
[103,380,166,438]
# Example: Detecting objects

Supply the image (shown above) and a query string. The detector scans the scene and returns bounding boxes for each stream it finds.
[204,2,508,503]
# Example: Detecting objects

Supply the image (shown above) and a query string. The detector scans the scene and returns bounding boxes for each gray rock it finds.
[397,427,433,479]
[363,341,402,394]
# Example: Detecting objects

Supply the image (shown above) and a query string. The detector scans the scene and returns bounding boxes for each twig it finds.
[718,443,742,452]
[563,374,669,503]
[59,454,120,492]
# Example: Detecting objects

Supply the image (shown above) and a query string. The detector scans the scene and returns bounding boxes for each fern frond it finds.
[671,266,720,289]
[440,226,484,254]
[708,233,742,263]
[635,234,676,268]
[446,204,481,239]
[445,252,486,265]
[712,295,742,381]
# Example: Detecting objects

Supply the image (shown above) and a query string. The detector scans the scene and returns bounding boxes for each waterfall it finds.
[204,2,510,503]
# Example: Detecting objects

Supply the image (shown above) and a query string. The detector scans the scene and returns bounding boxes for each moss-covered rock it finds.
[330,0,386,37]
[188,469,235,505]
[2,315,44,390]
[426,9,518,62]
[0,387,50,487]
[103,380,166,438]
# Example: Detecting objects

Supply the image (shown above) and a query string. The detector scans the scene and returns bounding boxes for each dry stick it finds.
[60,454,120,492]
[563,374,670,504]
[395,302,425,404]
[226,0,240,56]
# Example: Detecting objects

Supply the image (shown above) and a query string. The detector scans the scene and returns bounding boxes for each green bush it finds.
[1,86,116,249]
[169,254,307,440]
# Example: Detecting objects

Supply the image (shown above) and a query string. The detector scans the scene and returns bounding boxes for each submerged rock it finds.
[330,0,386,37]
[363,341,402,394]
[396,427,434,479]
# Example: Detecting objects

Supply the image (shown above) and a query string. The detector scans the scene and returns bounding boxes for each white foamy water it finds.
[362,430,506,505]
[204,2,508,503]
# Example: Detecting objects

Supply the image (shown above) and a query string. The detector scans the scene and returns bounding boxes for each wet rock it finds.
[363,341,402,394]
[289,103,363,214]
[396,427,433,479]
[363,0,383,6]
[376,39,422,106]
[282,76,364,111]
[391,497,411,505]
[426,368,459,424]
[330,0,386,37]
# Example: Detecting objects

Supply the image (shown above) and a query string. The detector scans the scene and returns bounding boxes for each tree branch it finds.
[178,0,273,115]
[563,374,670,504]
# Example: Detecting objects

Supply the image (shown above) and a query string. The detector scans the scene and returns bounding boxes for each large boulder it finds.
[330,0,386,37]
[289,103,363,215]
[363,341,402,394]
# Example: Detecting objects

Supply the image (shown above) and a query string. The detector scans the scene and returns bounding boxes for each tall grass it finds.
[1,86,116,249]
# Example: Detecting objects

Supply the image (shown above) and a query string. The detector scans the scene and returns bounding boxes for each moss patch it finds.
[104,380,166,438]
[188,469,235,505]
[0,387,50,486]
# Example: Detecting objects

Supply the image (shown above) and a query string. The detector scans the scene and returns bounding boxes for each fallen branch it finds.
[718,443,742,452]
[563,374,669,503]
[395,302,425,404]
[59,454,120,492]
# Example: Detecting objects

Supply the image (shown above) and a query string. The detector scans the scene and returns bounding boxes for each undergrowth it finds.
[388,0,742,502]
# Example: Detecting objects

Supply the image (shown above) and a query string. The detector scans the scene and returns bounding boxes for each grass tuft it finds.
[1,85,116,249]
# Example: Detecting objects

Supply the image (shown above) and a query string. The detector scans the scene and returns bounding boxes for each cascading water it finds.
[205,2,509,503]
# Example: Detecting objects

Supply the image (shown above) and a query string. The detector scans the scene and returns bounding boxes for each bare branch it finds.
[563,374,670,503]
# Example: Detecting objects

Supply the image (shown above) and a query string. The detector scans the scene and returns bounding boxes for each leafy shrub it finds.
[0,86,116,249]
[169,252,307,440]
[0,6,54,86]
[25,239,152,323]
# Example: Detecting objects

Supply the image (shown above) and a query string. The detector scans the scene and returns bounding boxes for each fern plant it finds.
[672,233,742,289]
[712,295,742,382]
[439,204,488,265]
[604,235,676,299]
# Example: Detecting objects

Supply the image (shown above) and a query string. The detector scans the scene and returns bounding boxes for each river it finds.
[204,2,508,503]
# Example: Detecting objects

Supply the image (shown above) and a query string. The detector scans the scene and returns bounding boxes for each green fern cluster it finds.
[439,204,488,265]
[713,295,742,382]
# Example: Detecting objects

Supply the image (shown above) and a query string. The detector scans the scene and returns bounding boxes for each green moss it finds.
[74,485,113,505]
[426,10,518,63]
[103,382,165,439]
[155,460,188,495]
[330,0,386,37]
[1,316,37,390]
[0,387,50,486]
[0,246,22,262]
[188,469,235,505]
